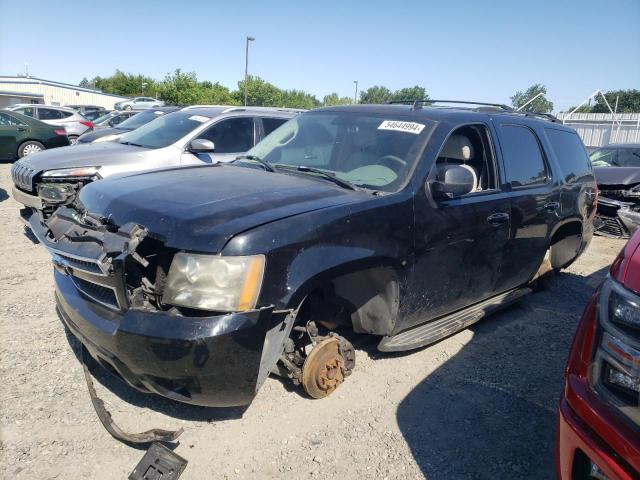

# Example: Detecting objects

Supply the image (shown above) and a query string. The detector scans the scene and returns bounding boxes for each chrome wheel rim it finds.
[69,137,78,145]
[22,144,42,155]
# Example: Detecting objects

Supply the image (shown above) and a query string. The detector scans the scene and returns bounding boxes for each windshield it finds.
[117,111,210,149]
[119,109,169,130]
[246,112,433,192]
[590,147,640,168]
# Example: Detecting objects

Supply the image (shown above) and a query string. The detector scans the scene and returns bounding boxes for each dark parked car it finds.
[65,105,106,115]
[556,230,640,480]
[591,144,640,238]
[82,110,113,122]
[31,102,596,407]
[76,106,180,144]
[0,110,69,160]
[91,110,138,130]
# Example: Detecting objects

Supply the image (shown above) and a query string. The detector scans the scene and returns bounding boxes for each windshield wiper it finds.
[276,165,357,190]
[119,141,146,148]
[234,154,275,172]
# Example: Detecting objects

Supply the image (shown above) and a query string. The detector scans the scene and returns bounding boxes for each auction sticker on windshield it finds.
[188,115,210,123]
[378,120,425,134]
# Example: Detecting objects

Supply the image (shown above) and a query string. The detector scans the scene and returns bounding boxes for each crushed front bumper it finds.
[55,270,291,407]
[595,196,640,239]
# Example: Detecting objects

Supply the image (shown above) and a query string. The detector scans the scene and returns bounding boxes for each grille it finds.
[10,162,39,192]
[54,252,105,275]
[596,215,627,238]
[71,276,119,309]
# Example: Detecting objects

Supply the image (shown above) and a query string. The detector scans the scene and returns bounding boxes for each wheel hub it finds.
[302,337,345,399]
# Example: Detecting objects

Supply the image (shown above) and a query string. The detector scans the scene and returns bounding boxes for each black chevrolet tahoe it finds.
[31,101,597,407]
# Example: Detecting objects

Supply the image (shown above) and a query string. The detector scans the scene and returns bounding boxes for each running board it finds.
[378,287,532,352]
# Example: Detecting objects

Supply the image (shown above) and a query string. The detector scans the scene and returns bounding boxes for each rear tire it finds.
[68,135,79,145]
[124,105,132,111]
[18,141,45,158]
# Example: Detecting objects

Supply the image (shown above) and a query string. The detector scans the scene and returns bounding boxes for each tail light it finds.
[80,121,94,129]
[53,129,67,136]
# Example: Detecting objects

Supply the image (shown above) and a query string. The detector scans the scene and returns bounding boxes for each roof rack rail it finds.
[518,111,560,123]
[388,99,513,111]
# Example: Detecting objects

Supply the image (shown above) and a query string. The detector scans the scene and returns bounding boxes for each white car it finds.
[5,104,92,143]
[11,106,300,219]
[114,97,165,111]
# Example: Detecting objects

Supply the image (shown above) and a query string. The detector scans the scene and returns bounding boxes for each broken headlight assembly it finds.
[163,253,265,312]
[41,166,102,179]
[39,167,102,204]
[591,277,640,424]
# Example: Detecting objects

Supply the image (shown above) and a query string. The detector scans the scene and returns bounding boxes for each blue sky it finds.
[1,0,638,111]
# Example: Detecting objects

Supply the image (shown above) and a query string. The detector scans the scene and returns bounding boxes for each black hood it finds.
[594,167,640,187]
[78,164,365,252]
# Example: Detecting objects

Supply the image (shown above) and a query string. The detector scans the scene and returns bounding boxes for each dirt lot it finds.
[0,162,626,479]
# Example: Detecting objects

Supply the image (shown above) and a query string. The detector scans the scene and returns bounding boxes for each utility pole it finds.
[244,36,255,106]
[353,80,358,104]
[141,81,147,95]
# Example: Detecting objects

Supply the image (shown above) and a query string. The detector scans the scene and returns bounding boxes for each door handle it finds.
[544,202,560,213]
[16,127,26,132]
[487,212,509,226]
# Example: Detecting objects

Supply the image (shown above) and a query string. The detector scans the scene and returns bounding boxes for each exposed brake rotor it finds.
[302,337,346,399]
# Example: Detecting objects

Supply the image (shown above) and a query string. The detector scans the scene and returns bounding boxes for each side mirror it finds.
[189,138,215,153]
[431,165,475,198]
[108,119,116,127]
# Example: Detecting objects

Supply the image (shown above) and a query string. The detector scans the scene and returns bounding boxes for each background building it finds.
[0,75,130,109]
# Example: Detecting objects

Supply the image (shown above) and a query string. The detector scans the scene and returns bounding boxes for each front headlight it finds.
[93,134,119,143]
[42,166,101,178]
[163,253,265,312]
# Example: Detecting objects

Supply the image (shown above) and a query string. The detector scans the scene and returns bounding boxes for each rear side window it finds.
[59,110,74,118]
[545,128,592,182]
[0,112,23,126]
[198,117,254,153]
[499,125,548,188]
[617,148,640,167]
[15,107,34,117]
[39,108,64,120]
[263,117,288,136]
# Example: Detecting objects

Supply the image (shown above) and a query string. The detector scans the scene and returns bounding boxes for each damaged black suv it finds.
[31,101,597,407]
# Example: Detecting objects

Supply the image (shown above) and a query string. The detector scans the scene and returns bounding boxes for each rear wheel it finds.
[68,135,79,145]
[124,105,132,111]
[18,141,44,158]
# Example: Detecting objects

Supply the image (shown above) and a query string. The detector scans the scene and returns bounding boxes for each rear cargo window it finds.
[545,128,592,183]
[499,125,548,188]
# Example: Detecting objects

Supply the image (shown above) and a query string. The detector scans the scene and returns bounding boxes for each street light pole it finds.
[244,36,255,106]
[353,80,358,104]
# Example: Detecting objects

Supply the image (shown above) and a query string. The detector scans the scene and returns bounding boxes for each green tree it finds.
[79,77,90,88]
[390,86,428,102]
[591,89,640,113]
[359,86,393,104]
[91,70,157,97]
[323,93,353,106]
[157,69,236,105]
[510,84,554,113]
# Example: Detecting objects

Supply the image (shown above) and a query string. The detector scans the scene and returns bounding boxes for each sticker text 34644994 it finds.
[378,120,425,134]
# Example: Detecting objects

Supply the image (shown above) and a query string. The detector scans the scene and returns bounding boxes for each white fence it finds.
[556,112,640,148]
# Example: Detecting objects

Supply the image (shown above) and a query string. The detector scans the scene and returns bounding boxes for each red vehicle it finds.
[557,231,640,479]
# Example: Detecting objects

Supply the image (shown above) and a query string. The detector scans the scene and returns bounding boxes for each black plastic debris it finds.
[129,442,187,480]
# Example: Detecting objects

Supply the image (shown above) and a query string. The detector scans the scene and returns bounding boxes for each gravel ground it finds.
[0,161,626,479]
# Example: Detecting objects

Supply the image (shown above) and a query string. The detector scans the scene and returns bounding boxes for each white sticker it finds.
[378,120,425,134]
[188,115,210,123]
[154,111,164,115]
